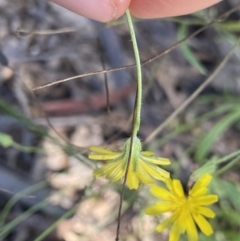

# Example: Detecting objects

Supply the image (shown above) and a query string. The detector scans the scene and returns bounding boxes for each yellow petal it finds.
[93,161,120,177]
[170,231,181,241]
[140,161,170,180]
[142,156,171,165]
[186,214,198,241]
[150,185,175,201]
[137,164,155,185]
[90,146,120,154]
[192,213,214,236]
[173,207,188,233]
[194,206,215,218]
[126,164,139,189]
[107,162,124,182]
[93,166,109,177]
[169,227,181,241]
[88,153,120,160]
[195,195,218,206]
[145,202,177,215]
[191,174,212,195]
[169,208,191,241]
[189,187,207,197]
[141,151,154,156]
[172,179,185,198]
[169,212,186,241]
[156,211,179,233]
[165,178,174,192]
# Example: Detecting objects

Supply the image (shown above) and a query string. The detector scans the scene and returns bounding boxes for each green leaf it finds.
[177,24,207,75]
[195,111,240,162]
[151,102,234,149]
[224,231,240,240]
[192,157,217,179]
[223,210,240,226]
[212,178,240,213]
[220,181,240,211]
[0,98,47,137]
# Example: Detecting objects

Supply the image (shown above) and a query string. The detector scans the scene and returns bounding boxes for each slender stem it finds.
[115,99,136,241]
[33,206,77,241]
[0,198,50,239]
[0,181,47,227]
[125,9,142,137]
[115,9,142,241]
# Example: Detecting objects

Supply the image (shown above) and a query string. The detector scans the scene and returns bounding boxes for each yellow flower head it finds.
[145,173,218,241]
[88,137,170,189]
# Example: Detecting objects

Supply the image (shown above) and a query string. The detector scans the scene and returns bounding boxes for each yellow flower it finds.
[88,137,170,189]
[145,173,218,241]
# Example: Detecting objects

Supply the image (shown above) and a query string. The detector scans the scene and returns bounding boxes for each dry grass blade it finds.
[32,5,240,91]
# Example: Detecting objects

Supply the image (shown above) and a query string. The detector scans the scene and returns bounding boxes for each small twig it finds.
[103,66,110,114]
[98,38,111,113]
[0,187,34,198]
[144,37,240,144]
[16,28,76,37]
[32,5,240,91]
[33,65,133,90]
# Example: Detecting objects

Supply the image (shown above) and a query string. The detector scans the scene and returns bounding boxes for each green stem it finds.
[115,10,142,241]
[0,198,50,239]
[33,206,77,241]
[216,156,240,176]
[125,9,142,137]
[0,181,48,227]
[215,149,240,165]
